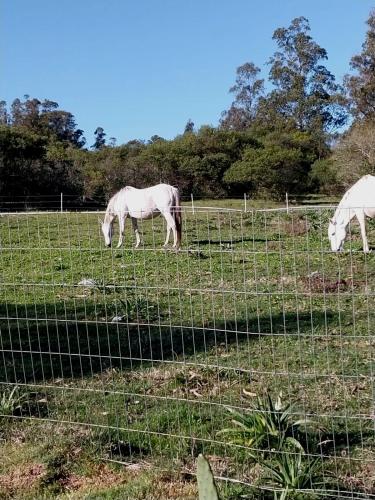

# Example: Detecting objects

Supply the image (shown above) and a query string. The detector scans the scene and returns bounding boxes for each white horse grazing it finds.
[100,183,182,249]
[328,174,375,252]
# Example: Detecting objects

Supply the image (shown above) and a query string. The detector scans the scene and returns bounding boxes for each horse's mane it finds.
[336,188,351,209]
[333,175,369,223]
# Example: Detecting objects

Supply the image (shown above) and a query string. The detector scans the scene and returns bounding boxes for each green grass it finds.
[0,201,374,498]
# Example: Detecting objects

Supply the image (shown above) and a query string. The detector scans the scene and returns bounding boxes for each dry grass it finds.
[0,463,46,497]
[338,451,375,496]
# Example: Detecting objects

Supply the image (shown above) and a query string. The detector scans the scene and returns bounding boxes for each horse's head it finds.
[99,217,113,247]
[328,219,346,252]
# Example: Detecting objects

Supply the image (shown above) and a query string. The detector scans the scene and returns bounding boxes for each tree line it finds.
[1,13,375,203]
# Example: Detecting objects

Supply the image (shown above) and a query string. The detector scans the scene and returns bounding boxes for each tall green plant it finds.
[219,392,317,455]
[0,385,27,417]
[263,452,324,500]
[197,454,220,500]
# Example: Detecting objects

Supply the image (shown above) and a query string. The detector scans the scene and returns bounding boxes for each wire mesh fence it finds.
[0,193,341,213]
[0,194,104,212]
[0,206,374,498]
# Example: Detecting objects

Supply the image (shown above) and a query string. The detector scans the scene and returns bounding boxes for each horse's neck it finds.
[334,198,356,227]
[104,198,116,223]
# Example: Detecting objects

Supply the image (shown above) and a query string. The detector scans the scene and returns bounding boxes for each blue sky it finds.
[2,0,374,146]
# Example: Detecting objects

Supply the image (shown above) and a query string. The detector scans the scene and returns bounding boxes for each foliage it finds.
[0,125,82,199]
[219,392,317,455]
[221,18,347,137]
[92,126,107,150]
[9,96,85,147]
[262,17,347,133]
[196,454,219,500]
[333,120,375,187]
[262,452,324,500]
[309,157,340,194]
[219,392,328,499]
[4,12,375,202]
[184,119,195,134]
[0,385,27,416]
[224,128,321,198]
[220,62,264,130]
[345,9,375,119]
[224,144,301,198]
[0,208,372,497]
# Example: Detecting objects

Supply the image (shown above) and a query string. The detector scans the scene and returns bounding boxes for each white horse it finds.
[328,174,375,252]
[100,183,182,249]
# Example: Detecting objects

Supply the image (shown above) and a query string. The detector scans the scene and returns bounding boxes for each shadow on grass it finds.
[0,304,337,384]
[1,303,371,492]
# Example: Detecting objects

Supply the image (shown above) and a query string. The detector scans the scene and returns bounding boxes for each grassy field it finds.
[0,201,374,499]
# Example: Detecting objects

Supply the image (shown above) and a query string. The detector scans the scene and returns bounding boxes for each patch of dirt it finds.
[57,463,127,492]
[7,429,27,445]
[282,217,309,236]
[279,275,297,286]
[171,368,239,399]
[301,272,365,293]
[59,463,196,499]
[153,474,197,499]
[266,241,283,251]
[339,456,375,496]
[0,463,46,496]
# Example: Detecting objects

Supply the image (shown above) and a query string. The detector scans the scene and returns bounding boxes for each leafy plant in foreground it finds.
[262,452,325,500]
[197,454,219,500]
[0,385,28,417]
[219,392,317,456]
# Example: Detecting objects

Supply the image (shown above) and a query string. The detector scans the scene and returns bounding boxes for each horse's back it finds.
[339,175,375,218]
[124,183,177,218]
[359,176,375,216]
[147,184,178,206]
[354,174,375,188]
[342,175,375,204]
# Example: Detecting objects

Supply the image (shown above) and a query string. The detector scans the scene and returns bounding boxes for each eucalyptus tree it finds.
[259,17,347,134]
[345,9,375,119]
[92,127,106,150]
[220,62,264,130]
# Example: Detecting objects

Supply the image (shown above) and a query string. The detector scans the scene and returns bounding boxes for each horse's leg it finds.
[356,211,369,253]
[163,226,171,247]
[162,212,177,248]
[131,218,141,248]
[117,214,127,248]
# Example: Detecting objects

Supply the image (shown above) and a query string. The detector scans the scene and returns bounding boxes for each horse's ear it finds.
[330,218,336,225]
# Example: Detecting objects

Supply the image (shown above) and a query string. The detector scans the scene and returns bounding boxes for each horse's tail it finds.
[172,187,182,247]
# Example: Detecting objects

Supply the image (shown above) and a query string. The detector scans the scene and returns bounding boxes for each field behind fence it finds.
[0,205,374,499]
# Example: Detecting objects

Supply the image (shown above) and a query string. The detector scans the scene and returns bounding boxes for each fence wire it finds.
[0,206,374,499]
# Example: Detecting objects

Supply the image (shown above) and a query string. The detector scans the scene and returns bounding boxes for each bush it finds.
[224,145,308,199]
[309,158,340,194]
